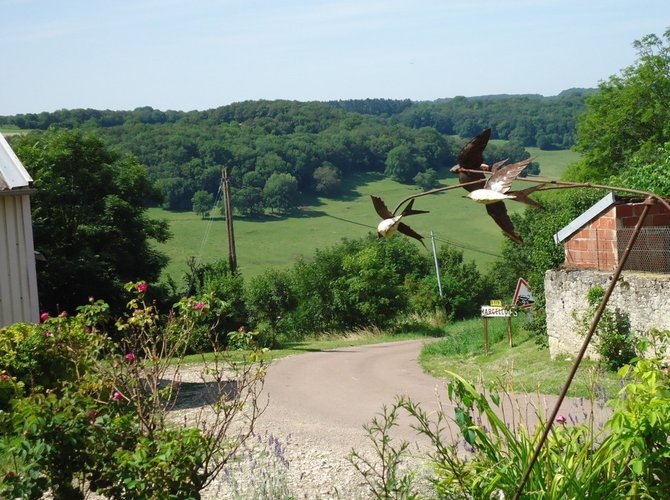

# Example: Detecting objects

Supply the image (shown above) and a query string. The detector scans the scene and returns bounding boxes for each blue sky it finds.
[3,0,669,114]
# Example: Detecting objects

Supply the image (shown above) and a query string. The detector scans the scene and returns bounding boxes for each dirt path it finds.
[203,339,608,499]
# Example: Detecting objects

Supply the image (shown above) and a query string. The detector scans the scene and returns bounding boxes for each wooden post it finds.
[483,317,489,355]
[507,316,513,347]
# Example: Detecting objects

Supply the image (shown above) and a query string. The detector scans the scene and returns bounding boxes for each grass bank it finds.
[419,317,621,399]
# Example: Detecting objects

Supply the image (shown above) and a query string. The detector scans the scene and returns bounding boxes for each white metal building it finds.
[0,133,39,327]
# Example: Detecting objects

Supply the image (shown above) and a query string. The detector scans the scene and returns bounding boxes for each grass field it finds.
[151,148,580,282]
[151,172,507,282]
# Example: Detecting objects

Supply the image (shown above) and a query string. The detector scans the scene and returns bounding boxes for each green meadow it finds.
[151,149,580,282]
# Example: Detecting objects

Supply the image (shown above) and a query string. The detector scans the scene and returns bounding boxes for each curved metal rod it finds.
[391,179,485,215]
[455,168,670,212]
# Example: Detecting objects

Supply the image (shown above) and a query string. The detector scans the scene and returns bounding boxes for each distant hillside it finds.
[2,91,590,214]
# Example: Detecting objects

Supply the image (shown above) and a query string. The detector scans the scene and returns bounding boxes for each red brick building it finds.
[554,193,670,273]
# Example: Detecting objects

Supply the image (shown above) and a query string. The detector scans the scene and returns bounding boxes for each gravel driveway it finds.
[196,339,609,499]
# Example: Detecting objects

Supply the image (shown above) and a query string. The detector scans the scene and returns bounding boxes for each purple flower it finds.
[112,391,123,401]
[136,282,148,294]
[555,415,567,424]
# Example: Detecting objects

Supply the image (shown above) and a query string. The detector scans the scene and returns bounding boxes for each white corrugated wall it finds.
[0,192,39,326]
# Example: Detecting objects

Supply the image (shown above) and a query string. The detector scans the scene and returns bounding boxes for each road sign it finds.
[481,305,513,318]
[513,278,535,309]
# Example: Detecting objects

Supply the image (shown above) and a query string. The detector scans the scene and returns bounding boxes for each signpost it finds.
[481,304,514,354]
[480,280,532,354]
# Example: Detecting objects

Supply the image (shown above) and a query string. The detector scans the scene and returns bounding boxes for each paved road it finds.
[227,339,609,498]
[260,339,445,436]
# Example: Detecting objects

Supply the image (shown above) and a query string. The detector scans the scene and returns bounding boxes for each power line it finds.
[323,213,502,259]
[432,234,502,258]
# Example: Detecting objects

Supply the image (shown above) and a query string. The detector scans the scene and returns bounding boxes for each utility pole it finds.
[430,231,443,298]
[221,168,237,274]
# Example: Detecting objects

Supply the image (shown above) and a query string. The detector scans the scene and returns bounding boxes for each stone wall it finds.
[544,268,670,360]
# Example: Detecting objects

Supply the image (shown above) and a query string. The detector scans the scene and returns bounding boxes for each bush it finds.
[182,258,247,353]
[0,283,268,499]
[575,286,638,371]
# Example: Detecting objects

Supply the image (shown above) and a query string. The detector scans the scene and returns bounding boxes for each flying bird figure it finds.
[467,158,543,208]
[450,128,541,244]
[370,195,428,246]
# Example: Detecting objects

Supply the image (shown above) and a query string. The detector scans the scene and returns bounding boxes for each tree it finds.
[232,186,264,216]
[191,190,214,218]
[413,168,439,190]
[262,172,299,214]
[313,162,342,196]
[567,28,670,182]
[384,144,426,183]
[11,129,170,313]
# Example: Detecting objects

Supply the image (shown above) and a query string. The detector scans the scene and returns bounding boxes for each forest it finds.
[1,90,590,213]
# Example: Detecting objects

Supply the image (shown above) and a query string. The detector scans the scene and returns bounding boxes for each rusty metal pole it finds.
[513,197,655,500]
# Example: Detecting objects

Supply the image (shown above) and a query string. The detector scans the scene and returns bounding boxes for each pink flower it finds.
[136,282,148,294]
[555,415,567,424]
[125,353,135,363]
[238,326,246,333]
[194,302,205,311]
[44,331,53,338]
[0,373,10,381]
[112,391,123,401]
[40,312,49,323]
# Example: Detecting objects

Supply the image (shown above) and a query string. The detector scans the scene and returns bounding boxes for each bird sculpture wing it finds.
[400,199,429,217]
[485,158,532,194]
[397,222,426,246]
[370,195,393,219]
[454,128,491,193]
[485,203,523,244]
[458,128,491,170]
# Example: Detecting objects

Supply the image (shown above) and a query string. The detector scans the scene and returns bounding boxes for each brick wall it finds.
[564,208,617,270]
[564,202,670,272]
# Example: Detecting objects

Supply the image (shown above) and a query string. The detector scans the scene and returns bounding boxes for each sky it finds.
[2,0,669,115]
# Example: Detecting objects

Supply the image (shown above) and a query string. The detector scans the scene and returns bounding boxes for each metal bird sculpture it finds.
[467,158,543,208]
[450,128,540,244]
[370,195,428,246]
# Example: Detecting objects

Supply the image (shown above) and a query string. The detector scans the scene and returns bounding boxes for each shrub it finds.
[0,283,268,499]
[575,286,638,371]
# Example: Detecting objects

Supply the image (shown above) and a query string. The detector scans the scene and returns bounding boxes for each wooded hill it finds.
[1,89,592,213]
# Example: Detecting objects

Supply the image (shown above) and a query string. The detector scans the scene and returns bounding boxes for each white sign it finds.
[481,306,513,318]
[513,278,535,309]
